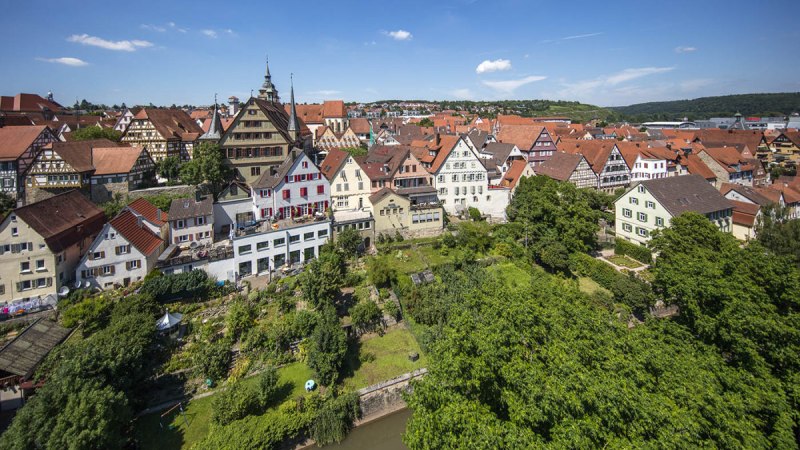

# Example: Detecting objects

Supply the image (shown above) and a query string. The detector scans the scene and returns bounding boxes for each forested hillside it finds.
[611,92,800,122]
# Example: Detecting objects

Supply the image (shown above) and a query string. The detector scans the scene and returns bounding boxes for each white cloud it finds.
[482,75,547,94]
[140,24,166,32]
[168,22,188,33]
[475,59,512,74]
[67,34,153,51]
[36,57,88,67]
[605,67,674,85]
[201,29,218,38]
[449,88,474,100]
[385,30,412,41]
[675,46,697,53]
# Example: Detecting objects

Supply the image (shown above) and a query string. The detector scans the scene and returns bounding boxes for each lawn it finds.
[606,254,644,269]
[486,262,530,289]
[578,277,612,296]
[133,362,313,450]
[342,327,427,391]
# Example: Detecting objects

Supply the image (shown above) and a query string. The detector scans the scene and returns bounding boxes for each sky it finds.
[1,0,799,108]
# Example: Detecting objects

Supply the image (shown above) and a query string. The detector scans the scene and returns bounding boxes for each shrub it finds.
[383,300,401,321]
[226,300,254,340]
[140,269,214,302]
[257,366,280,408]
[468,207,483,221]
[212,381,261,425]
[309,393,361,445]
[568,253,654,313]
[350,300,382,334]
[194,338,232,382]
[615,238,653,264]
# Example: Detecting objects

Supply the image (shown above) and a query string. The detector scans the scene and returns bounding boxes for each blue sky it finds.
[1,0,799,108]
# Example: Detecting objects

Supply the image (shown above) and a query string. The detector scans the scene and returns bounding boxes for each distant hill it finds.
[611,93,800,121]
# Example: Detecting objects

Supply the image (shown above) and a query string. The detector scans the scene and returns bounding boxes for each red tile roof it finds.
[682,154,716,181]
[109,210,163,256]
[557,139,618,175]
[496,125,544,150]
[14,190,105,252]
[320,148,349,181]
[92,146,148,175]
[132,108,203,142]
[501,159,530,189]
[0,125,50,160]
[126,197,167,226]
[0,93,63,112]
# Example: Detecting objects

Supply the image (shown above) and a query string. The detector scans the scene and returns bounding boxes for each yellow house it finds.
[0,190,105,303]
[369,188,443,239]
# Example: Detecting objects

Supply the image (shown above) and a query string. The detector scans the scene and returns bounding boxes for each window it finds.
[238,244,252,255]
[622,208,632,218]
[126,260,141,270]
[11,227,18,236]
[101,265,114,275]
[92,251,105,260]
[20,261,30,273]
[115,245,130,255]
[251,167,261,177]
[304,232,315,241]
[302,161,309,169]
[257,241,269,251]
[645,200,655,209]
[282,190,291,200]
[273,237,285,247]
[655,217,664,226]
[317,185,325,194]
[289,234,300,243]
[622,223,632,232]
[637,185,645,193]
[176,219,185,229]
[35,259,45,271]
[637,227,648,237]
[629,197,639,205]
[638,212,648,222]
[300,187,308,197]
[318,229,328,238]
[197,216,206,225]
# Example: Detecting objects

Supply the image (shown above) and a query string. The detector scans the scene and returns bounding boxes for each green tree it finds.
[755,203,800,265]
[307,307,348,386]
[339,146,367,157]
[194,338,232,382]
[257,365,280,408]
[156,155,181,184]
[418,117,434,127]
[309,393,361,445]
[180,142,233,201]
[71,126,122,142]
[367,257,396,288]
[350,300,382,334]
[0,192,16,217]
[211,381,261,425]
[336,227,363,258]
[301,249,345,308]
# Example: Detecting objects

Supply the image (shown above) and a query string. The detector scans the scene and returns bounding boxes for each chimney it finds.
[157,209,162,221]
[195,190,202,202]
[137,216,143,228]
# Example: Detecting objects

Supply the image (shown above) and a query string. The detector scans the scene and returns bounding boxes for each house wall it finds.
[630,156,669,182]
[529,129,557,166]
[232,221,331,277]
[253,154,330,220]
[75,223,154,289]
[567,159,599,189]
[330,155,372,212]
[213,198,253,235]
[169,215,213,247]
[372,193,444,238]
[0,215,55,302]
[598,146,630,191]
[432,138,504,217]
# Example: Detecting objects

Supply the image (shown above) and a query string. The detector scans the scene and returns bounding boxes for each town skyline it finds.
[1,0,799,107]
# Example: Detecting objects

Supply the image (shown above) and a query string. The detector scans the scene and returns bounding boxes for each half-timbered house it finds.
[0,125,57,203]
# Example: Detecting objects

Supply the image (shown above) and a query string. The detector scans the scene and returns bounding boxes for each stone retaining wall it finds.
[356,368,427,420]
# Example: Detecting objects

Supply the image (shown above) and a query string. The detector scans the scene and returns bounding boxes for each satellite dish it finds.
[58,286,70,297]
[82,281,91,289]
[74,280,82,289]
[190,241,199,249]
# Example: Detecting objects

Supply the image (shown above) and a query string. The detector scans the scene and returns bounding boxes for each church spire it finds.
[257,56,279,103]
[200,94,224,142]
[287,74,299,140]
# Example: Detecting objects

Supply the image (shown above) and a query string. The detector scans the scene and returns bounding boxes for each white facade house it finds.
[168,196,214,248]
[251,150,330,221]
[76,210,164,289]
[320,148,372,212]
[232,220,331,277]
[615,175,733,245]
[431,136,508,219]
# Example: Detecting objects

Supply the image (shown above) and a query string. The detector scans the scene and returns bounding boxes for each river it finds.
[325,408,411,450]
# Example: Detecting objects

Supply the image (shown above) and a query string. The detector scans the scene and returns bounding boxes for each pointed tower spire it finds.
[200,94,224,142]
[287,73,299,141]
[257,55,279,103]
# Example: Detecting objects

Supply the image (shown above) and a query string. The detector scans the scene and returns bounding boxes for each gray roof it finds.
[0,318,71,379]
[466,129,489,150]
[157,311,183,331]
[168,196,213,221]
[200,102,223,141]
[639,174,733,216]
[252,148,304,189]
[481,142,517,167]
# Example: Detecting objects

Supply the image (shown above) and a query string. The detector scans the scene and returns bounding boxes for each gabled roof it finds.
[557,139,620,175]
[323,100,346,118]
[368,187,399,205]
[682,154,717,181]
[0,125,50,160]
[466,129,489,150]
[700,146,754,173]
[357,145,409,181]
[349,118,371,134]
[767,130,800,146]
[501,160,530,189]
[133,108,203,142]
[320,148,349,181]
[637,174,732,216]
[0,93,63,112]
[92,146,148,175]
[719,183,776,206]
[252,148,309,189]
[430,135,461,174]
[109,210,163,255]
[730,200,760,227]
[126,197,167,226]
[496,125,544,150]
[481,142,517,167]
[14,190,105,252]
[694,129,765,153]
[534,152,587,182]
[168,196,213,221]
[251,98,294,142]
[0,318,70,379]
[45,139,124,173]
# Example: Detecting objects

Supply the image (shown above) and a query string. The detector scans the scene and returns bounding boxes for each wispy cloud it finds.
[541,32,603,44]
[449,88,474,100]
[482,75,547,94]
[555,67,675,100]
[67,34,152,52]
[385,29,412,41]
[476,59,512,74]
[675,46,697,53]
[606,67,674,85]
[140,24,166,32]
[307,90,342,96]
[168,22,188,33]
[36,57,88,67]
[201,28,236,39]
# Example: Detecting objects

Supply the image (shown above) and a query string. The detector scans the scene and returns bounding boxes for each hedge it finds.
[569,253,654,313]
[614,238,653,264]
